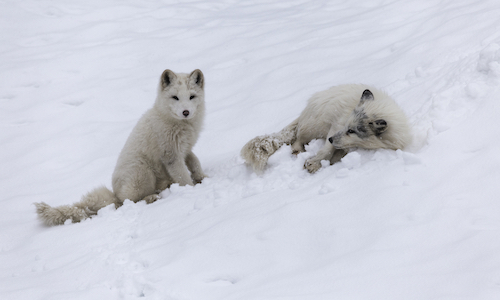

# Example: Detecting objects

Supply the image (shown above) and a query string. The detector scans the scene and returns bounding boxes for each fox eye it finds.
[172,96,179,100]
[190,95,195,100]
[347,129,356,135]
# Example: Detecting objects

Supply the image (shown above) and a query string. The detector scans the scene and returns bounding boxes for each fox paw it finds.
[143,194,160,204]
[192,173,207,185]
[304,159,322,174]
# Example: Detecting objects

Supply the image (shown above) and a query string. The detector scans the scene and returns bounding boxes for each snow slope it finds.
[1,0,500,299]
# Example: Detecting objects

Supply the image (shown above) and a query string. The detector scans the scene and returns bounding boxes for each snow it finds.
[1,0,500,299]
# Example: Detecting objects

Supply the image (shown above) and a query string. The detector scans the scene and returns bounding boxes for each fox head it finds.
[328,89,391,150]
[155,69,205,120]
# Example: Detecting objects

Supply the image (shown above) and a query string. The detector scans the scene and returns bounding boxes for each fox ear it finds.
[360,89,374,104]
[161,69,177,89]
[369,119,388,136]
[189,69,204,89]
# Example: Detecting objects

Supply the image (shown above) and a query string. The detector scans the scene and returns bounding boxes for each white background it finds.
[1,0,500,299]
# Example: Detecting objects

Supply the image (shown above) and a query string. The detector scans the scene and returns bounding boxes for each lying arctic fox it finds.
[241,84,411,173]
[35,69,207,226]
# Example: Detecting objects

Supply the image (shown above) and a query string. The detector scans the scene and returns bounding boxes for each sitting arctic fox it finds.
[35,69,207,226]
[241,84,411,173]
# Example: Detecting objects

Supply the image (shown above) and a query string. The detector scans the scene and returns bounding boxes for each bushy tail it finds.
[34,186,119,226]
[240,118,299,173]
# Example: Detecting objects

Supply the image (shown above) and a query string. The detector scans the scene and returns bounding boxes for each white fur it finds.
[35,69,207,226]
[241,84,411,173]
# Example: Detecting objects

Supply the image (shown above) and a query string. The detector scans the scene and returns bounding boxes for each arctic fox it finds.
[35,69,207,226]
[241,84,411,173]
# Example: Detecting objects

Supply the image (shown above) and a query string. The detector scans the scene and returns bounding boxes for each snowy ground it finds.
[1,0,500,299]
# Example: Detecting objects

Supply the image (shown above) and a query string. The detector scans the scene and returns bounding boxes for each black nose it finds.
[183,110,190,117]
[328,136,333,144]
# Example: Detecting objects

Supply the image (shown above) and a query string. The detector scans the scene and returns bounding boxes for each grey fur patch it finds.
[353,108,368,121]
[355,123,370,138]
[347,108,370,138]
